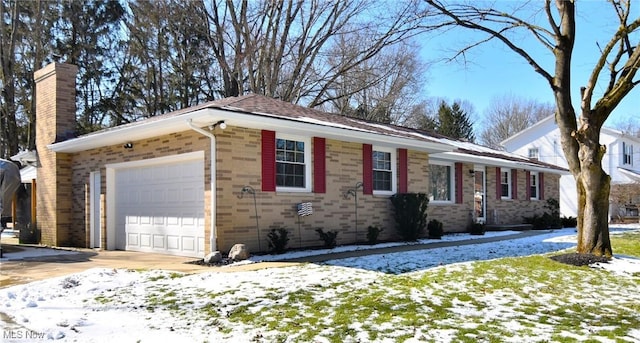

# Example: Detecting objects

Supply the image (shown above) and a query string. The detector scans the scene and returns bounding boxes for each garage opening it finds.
[107,152,205,258]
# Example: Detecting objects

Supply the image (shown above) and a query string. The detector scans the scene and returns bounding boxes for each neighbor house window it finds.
[276,135,311,191]
[372,147,396,194]
[623,142,633,165]
[528,148,539,160]
[530,171,539,200]
[429,162,454,202]
[501,169,512,199]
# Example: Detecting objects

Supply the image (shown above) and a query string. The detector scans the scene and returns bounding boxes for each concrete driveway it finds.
[1,230,548,288]
[0,242,296,288]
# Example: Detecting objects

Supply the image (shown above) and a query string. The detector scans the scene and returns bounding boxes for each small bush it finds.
[366,226,383,245]
[523,214,545,230]
[316,228,338,249]
[427,219,443,239]
[267,228,290,254]
[469,222,485,235]
[524,212,561,230]
[390,193,429,241]
[561,216,577,228]
[523,198,563,230]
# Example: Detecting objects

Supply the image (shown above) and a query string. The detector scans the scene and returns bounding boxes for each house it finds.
[501,115,640,221]
[8,150,37,233]
[32,62,568,258]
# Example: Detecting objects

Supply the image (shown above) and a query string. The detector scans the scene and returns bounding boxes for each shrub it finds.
[316,228,338,249]
[390,193,429,241]
[267,228,290,254]
[523,198,563,230]
[561,216,577,228]
[544,198,562,229]
[366,226,384,245]
[523,214,545,230]
[469,222,485,235]
[427,219,443,239]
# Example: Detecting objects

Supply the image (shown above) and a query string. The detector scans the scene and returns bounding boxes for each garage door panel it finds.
[167,235,180,250]
[115,158,205,258]
[181,237,195,251]
[153,234,165,249]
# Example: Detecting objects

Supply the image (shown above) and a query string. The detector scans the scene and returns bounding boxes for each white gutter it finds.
[187,119,218,253]
[431,152,570,175]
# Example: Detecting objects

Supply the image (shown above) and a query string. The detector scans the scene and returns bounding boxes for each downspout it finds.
[187,119,217,253]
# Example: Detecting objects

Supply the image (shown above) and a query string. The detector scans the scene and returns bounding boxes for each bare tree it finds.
[0,0,22,158]
[609,182,640,223]
[423,0,640,256]
[613,117,640,137]
[1,0,58,157]
[480,94,554,149]
[323,41,430,124]
[198,0,426,106]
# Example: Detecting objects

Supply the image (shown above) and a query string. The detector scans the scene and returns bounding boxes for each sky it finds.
[419,1,639,132]
[1,225,639,342]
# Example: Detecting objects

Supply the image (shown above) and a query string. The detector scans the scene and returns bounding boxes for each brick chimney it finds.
[34,63,77,246]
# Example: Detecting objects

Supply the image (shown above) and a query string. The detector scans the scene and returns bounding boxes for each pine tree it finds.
[436,101,475,142]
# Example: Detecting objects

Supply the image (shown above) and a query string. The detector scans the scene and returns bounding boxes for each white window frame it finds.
[275,134,312,193]
[501,169,512,200]
[372,146,396,195]
[529,171,539,200]
[623,142,633,166]
[429,161,455,204]
[528,147,539,160]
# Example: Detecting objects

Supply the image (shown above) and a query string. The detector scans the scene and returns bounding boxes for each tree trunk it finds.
[576,173,612,257]
[573,109,613,257]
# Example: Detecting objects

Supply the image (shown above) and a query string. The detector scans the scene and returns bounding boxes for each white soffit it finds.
[48,107,453,154]
[430,152,570,175]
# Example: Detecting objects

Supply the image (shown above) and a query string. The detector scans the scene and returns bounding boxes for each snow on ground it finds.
[1,224,639,342]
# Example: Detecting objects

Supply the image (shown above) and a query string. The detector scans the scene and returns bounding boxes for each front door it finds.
[474,166,486,224]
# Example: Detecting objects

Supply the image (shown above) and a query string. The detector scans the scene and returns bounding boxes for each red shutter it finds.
[526,171,531,199]
[455,162,463,204]
[313,137,326,193]
[512,169,518,200]
[261,130,276,192]
[363,144,373,195]
[539,172,545,200]
[398,148,408,194]
[496,167,501,199]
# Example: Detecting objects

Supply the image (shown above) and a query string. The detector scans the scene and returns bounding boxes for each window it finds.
[530,171,539,200]
[276,135,311,191]
[528,148,539,160]
[501,169,511,199]
[372,147,396,194]
[623,142,633,165]
[429,162,453,202]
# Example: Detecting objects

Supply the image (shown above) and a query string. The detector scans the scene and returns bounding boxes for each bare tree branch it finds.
[424,0,554,85]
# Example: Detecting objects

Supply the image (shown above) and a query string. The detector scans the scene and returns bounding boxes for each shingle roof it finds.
[200,93,446,145]
[56,93,568,172]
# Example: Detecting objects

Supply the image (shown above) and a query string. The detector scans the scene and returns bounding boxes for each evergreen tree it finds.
[436,101,475,142]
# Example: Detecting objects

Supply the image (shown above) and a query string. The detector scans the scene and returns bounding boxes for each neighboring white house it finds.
[501,115,640,219]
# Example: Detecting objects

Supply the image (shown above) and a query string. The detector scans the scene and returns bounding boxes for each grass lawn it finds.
[5,230,638,342]
[133,231,640,342]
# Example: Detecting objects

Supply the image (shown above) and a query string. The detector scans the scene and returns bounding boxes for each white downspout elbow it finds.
[187,119,217,253]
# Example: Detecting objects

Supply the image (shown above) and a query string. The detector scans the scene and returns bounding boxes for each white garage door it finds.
[114,158,205,257]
